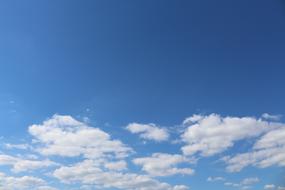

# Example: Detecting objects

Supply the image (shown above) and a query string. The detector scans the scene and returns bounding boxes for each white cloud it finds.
[5,143,30,150]
[0,113,283,189]
[183,114,203,124]
[104,160,127,171]
[0,172,47,190]
[24,115,189,189]
[264,184,275,189]
[264,184,285,190]
[133,153,194,176]
[207,176,225,182]
[262,113,281,121]
[126,123,169,142]
[181,114,281,156]
[223,127,285,172]
[173,185,189,190]
[37,186,58,190]
[240,177,259,185]
[29,115,132,159]
[0,154,57,173]
[223,177,259,189]
[0,154,16,165]
[224,182,240,187]
[53,159,189,190]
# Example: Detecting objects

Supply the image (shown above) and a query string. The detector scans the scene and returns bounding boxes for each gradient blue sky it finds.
[0,1,285,190]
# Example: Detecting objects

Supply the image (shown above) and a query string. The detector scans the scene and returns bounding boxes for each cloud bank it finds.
[0,113,284,189]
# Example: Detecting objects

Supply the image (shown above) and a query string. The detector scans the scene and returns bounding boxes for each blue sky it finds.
[0,0,285,190]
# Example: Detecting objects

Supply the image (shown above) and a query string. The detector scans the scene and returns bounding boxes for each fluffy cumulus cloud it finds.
[126,123,169,142]
[25,115,188,189]
[133,153,194,176]
[223,126,285,172]
[1,113,285,189]
[29,115,132,159]
[181,114,282,157]
[0,172,56,190]
[53,159,189,190]
[0,154,57,173]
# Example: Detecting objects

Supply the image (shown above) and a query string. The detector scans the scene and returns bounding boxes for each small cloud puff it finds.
[126,123,169,142]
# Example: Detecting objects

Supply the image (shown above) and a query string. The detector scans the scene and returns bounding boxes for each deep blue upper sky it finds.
[1,0,285,135]
[0,1,285,189]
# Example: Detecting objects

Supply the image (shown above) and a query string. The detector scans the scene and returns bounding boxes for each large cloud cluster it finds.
[0,172,55,190]
[53,159,188,190]
[0,113,285,189]
[0,154,57,173]
[27,115,188,190]
[181,114,280,156]
[29,115,132,159]
[223,126,285,172]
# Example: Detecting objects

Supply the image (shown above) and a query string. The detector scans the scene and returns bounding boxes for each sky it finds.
[0,0,285,189]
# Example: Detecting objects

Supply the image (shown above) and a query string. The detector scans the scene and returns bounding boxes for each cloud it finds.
[53,159,189,190]
[207,176,225,182]
[104,160,127,171]
[25,115,189,189]
[126,123,169,142]
[263,184,285,190]
[173,185,189,190]
[223,177,259,189]
[0,113,283,189]
[29,115,132,159]
[224,182,240,187]
[223,127,285,172]
[37,187,58,190]
[264,184,275,189]
[181,114,281,157]
[133,153,194,176]
[240,177,259,185]
[0,154,57,173]
[0,172,52,190]
[262,113,282,121]
[4,143,30,150]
